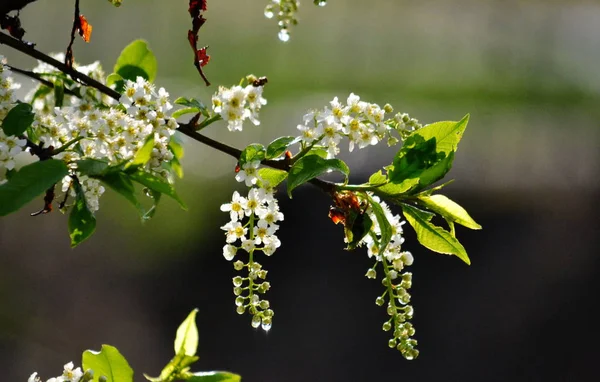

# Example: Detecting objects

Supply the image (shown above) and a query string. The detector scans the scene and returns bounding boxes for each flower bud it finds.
[383,104,393,113]
[375,296,385,306]
[233,286,243,296]
[236,305,245,315]
[365,268,377,279]
[233,276,244,287]
[251,314,261,328]
[382,321,392,331]
[234,260,245,270]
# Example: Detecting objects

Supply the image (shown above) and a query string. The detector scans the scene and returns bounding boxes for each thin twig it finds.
[0,31,120,100]
[6,64,78,97]
[64,0,80,68]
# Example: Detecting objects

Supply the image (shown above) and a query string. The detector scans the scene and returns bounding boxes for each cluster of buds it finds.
[263,0,300,42]
[211,75,267,132]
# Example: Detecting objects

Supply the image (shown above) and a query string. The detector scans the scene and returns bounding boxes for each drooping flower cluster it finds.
[0,56,26,184]
[296,93,422,158]
[220,182,282,331]
[211,75,267,132]
[28,361,85,382]
[360,195,418,360]
[22,55,180,212]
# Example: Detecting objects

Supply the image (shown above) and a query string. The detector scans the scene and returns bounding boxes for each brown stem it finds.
[0,31,120,101]
[64,0,80,68]
[7,64,78,97]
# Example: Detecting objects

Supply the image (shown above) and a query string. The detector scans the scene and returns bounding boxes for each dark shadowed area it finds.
[1,1,599,381]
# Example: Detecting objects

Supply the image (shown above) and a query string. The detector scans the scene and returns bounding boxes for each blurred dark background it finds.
[1,1,599,381]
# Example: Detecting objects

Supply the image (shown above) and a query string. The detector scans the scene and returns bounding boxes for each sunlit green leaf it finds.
[68,180,97,247]
[82,344,133,382]
[113,40,157,83]
[174,309,199,357]
[129,171,187,210]
[287,155,349,197]
[169,137,185,160]
[172,107,201,119]
[266,136,299,159]
[367,195,392,253]
[128,135,155,167]
[99,172,142,214]
[76,159,110,177]
[257,168,287,188]
[1,103,35,136]
[187,371,241,382]
[0,160,68,216]
[401,203,470,265]
[239,144,265,166]
[54,79,65,107]
[417,194,481,230]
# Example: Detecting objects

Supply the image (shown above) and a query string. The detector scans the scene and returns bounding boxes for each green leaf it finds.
[174,309,199,357]
[169,156,184,178]
[0,160,68,216]
[174,97,205,109]
[1,103,35,136]
[113,40,158,84]
[106,73,124,91]
[169,137,185,160]
[54,79,65,107]
[128,135,155,168]
[257,168,287,188]
[417,194,481,230]
[367,195,392,253]
[401,203,470,265]
[287,155,349,197]
[82,344,133,382]
[368,170,387,186]
[99,172,142,214]
[144,353,198,382]
[239,144,265,166]
[108,0,123,6]
[68,180,97,247]
[129,171,187,210]
[142,189,161,221]
[266,136,299,159]
[345,210,373,250]
[172,107,201,119]
[387,115,469,192]
[187,372,241,382]
[415,114,469,156]
[76,159,110,176]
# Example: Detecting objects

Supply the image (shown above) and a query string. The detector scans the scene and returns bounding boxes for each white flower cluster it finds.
[296,93,422,158]
[361,196,413,273]
[359,195,418,359]
[220,182,282,331]
[211,77,267,132]
[28,361,84,382]
[25,54,179,212]
[0,56,27,184]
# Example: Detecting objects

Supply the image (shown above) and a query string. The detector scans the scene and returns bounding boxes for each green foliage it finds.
[98,172,142,214]
[128,135,155,168]
[1,103,35,136]
[265,136,299,159]
[75,159,110,177]
[174,309,199,357]
[129,171,187,210]
[287,155,349,197]
[257,168,288,188]
[401,203,470,265]
[0,160,68,216]
[367,195,392,253]
[187,372,242,382]
[82,345,134,382]
[173,97,209,118]
[416,194,481,230]
[108,40,157,91]
[239,144,266,166]
[68,180,97,247]
[345,210,373,250]
[145,309,241,382]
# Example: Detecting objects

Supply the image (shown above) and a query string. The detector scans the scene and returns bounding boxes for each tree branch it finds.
[1,29,337,195]
[6,64,79,97]
[0,31,120,101]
